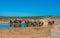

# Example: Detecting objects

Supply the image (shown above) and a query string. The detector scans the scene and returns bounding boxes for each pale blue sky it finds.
[0,0,60,16]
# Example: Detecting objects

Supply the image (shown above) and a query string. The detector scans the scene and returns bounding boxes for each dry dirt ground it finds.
[51,25,60,38]
[0,26,52,38]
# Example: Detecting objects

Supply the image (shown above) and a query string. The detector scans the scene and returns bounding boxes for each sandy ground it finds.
[0,26,51,38]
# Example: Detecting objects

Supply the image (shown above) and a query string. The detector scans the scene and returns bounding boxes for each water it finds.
[0,23,26,28]
[21,23,26,28]
[0,24,10,28]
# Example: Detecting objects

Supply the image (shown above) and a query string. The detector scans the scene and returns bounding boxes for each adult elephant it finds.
[36,20,44,27]
[10,19,14,28]
[30,19,36,27]
[38,21,44,26]
[25,19,31,27]
[13,18,21,27]
[48,20,55,25]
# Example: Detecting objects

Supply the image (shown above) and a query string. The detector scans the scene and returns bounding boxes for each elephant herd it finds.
[10,18,55,28]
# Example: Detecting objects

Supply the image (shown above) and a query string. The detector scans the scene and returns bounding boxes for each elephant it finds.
[10,19,44,28]
[48,20,55,25]
[10,18,22,28]
[34,20,44,27]
[25,20,31,27]
[13,18,22,27]
[38,21,44,26]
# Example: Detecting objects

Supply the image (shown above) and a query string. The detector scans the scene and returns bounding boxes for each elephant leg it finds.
[10,24,13,27]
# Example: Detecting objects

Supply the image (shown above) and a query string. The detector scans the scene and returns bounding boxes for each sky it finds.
[0,0,60,16]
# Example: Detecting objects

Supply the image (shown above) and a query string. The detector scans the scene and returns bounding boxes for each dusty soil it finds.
[0,26,51,38]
